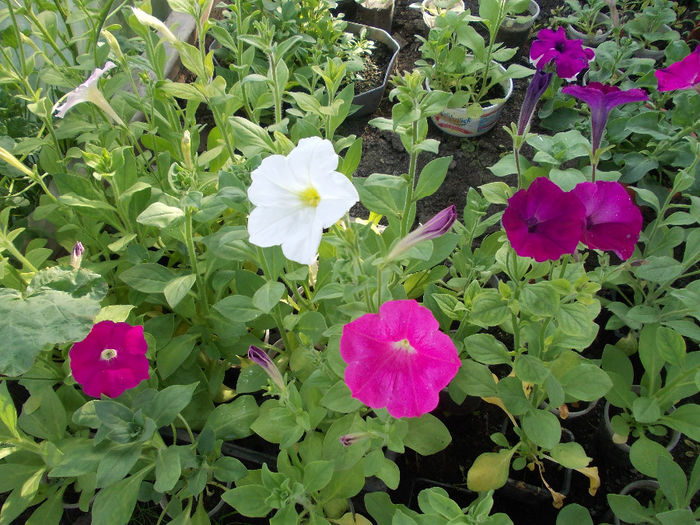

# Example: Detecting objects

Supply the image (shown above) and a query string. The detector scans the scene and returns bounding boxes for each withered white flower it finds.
[247,137,359,265]
[54,61,124,126]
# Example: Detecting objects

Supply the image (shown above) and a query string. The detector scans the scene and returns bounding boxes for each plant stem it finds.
[400,120,419,237]
[184,208,210,318]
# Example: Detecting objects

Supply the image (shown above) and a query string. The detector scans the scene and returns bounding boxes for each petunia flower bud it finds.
[131,7,178,44]
[339,432,370,447]
[248,346,285,391]
[517,70,553,136]
[387,205,457,261]
[181,130,193,170]
[70,242,84,269]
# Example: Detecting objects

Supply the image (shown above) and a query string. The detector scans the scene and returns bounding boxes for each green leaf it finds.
[252,282,286,313]
[321,381,363,413]
[519,282,559,317]
[404,413,452,455]
[97,444,143,488]
[550,442,591,470]
[556,503,593,525]
[629,435,673,477]
[514,355,548,383]
[156,334,198,380]
[655,326,686,368]
[522,409,561,449]
[213,295,262,323]
[414,156,452,201]
[204,395,259,440]
[0,381,19,438]
[136,202,185,228]
[141,383,198,427]
[465,334,512,365]
[222,485,273,517]
[163,274,196,308]
[657,509,696,525]
[479,182,511,205]
[607,494,654,523]
[560,364,612,401]
[633,256,683,283]
[632,397,661,424]
[467,449,516,492]
[91,467,152,525]
[452,360,497,397]
[0,268,106,375]
[119,263,176,294]
[638,325,664,386]
[470,291,509,326]
[213,456,247,483]
[656,455,687,509]
[25,486,64,525]
[660,404,700,441]
[303,460,335,492]
[94,304,135,323]
[155,446,182,492]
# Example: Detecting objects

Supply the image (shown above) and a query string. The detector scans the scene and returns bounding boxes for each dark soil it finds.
[352,40,395,94]
[338,0,564,224]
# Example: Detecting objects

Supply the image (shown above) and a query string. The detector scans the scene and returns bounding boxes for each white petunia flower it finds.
[54,61,125,126]
[247,137,359,265]
[131,7,178,44]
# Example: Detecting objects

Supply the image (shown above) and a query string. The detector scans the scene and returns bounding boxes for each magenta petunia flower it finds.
[529,27,595,81]
[655,47,700,92]
[502,177,586,262]
[340,299,461,419]
[571,181,642,260]
[561,83,649,157]
[69,321,150,398]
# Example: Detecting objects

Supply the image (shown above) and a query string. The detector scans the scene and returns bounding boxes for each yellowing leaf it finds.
[576,466,601,496]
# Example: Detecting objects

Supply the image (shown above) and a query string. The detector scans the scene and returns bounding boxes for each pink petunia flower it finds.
[561,83,649,157]
[69,321,150,398]
[529,27,595,81]
[340,299,461,419]
[502,177,586,262]
[655,47,700,92]
[571,181,642,260]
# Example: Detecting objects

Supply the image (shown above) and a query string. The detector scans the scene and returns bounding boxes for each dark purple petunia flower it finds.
[503,177,586,262]
[517,70,553,135]
[571,181,642,261]
[561,83,649,156]
[655,47,700,92]
[529,27,595,81]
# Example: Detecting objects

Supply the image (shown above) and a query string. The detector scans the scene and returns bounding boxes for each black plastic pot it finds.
[345,22,400,118]
[612,479,659,525]
[566,13,612,47]
[338,0,395,34]
[600,386,682,468]
[495,0,540,49]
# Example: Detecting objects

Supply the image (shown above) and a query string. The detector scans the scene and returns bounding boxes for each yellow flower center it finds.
[299,187,321,208]
[392,338,417,355]
[100,348,118,361]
